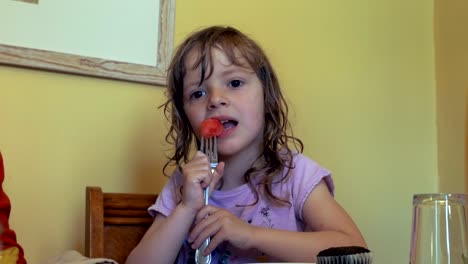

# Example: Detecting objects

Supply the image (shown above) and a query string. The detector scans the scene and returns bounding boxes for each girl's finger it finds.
[190,215,222,248]
[193,205,215,224]
[209,162,224,194]
[204,229,225,254]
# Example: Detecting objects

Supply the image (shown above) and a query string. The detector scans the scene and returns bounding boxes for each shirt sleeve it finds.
[148,169,183,218]
[289,154,335,220]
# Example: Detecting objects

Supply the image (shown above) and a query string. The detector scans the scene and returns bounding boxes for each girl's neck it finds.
[219,147,263,191]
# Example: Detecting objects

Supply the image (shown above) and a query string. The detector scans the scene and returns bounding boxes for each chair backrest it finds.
[85,186,157,264]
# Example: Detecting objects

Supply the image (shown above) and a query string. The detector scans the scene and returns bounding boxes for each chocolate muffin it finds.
[316,246,372,264]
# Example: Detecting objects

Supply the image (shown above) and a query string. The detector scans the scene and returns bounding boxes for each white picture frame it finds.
[0,0,174,85]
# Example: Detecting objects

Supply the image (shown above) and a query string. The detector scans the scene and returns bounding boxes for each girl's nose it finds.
[208,89,229,109]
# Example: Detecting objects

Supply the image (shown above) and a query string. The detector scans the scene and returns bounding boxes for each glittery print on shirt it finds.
[181,240,196,264]
[219,248,232,264]
[260,206,273,228]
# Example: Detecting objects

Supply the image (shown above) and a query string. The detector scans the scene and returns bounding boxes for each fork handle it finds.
[204,186,209,205]
[195,237,211,264]
[195,187,211,264]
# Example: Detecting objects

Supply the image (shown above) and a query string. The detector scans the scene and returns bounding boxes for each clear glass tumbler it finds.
[409,193,468,264]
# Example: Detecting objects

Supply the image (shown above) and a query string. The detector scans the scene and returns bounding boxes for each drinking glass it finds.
[409,193,468,264]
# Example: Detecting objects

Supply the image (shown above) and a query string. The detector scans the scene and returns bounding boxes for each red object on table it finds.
[200,118,224,138]
[0,151,27,264]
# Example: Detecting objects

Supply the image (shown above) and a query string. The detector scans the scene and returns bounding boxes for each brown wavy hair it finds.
[161,26,303,206]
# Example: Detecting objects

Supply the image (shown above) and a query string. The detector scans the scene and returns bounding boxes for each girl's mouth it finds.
[221,120,238,130]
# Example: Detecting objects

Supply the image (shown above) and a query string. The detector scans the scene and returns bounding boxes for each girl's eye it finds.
[190,90,206,99]
[229,79,244,88]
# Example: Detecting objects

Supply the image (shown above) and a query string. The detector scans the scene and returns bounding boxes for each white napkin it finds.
[41,250,118,264]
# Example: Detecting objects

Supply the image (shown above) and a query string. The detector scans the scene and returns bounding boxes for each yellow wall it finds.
[434,0,468,192]
[0,1,438,263]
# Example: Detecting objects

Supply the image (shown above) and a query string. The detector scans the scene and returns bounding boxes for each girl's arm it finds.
[250,179,366,262]
[126,152,224,264]
[190,179,366,262]
[125,203,197,264]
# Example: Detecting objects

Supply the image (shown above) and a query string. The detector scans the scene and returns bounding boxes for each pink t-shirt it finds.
[149,153,334,263]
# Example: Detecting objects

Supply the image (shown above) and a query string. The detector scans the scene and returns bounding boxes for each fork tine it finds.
[208,138,210,159]
[211,137,215,161]
[200,136,218,166]
[213,137,217,163]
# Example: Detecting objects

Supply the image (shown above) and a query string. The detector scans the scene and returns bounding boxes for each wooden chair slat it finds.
[85,186,158,264]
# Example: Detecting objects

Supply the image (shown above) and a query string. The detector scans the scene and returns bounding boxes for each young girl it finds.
[126,26,366,264]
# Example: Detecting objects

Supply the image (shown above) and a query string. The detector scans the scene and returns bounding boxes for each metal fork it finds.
[195,136,218,264]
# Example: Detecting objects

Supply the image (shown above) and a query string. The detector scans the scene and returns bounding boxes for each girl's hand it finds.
[188,205,255,254]
[179,151,224,212]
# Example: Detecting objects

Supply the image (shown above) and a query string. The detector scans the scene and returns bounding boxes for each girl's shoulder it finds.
[272,152,334,219]
[282,152,334,194]
[168,167,184,186]
[289,152,328,173]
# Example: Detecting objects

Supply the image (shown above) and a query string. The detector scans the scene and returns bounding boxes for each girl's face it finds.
[182,48,265,158]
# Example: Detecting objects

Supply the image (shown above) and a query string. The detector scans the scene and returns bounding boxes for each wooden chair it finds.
[85,186,158,264]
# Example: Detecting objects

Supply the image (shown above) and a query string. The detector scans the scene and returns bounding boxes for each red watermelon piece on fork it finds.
[200,118,224,138]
